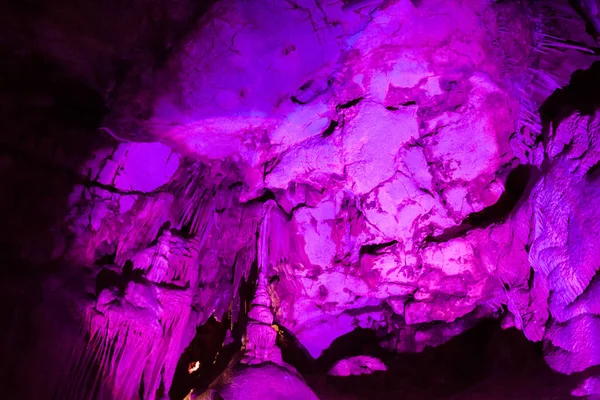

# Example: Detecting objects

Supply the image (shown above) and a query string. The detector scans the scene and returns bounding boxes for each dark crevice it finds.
[291,79,329,105]
[419,187,434,197]
[526,268,535,291]
[336,97,364,111]
[385,100,417,111]
[148,221,171,246]
[425,165,538,244]
[299,80,313,90]
[585,160,600,180]
[172,258,259,399]
[169,316,232,400]
[243,189,277,205]
[359,240,398,256]
[540,61,600,121]
[539,61,600,171]
[290,95,309,105]
[467,165,534,227]
[94,259,145,297]
[228,181,243,190]
[263,156,281,180]
[285,202,309,220]
[180,208,198,238]
[229,255,259,344]
[269,274,280,285]
[94,269,121,296]
[277,325,317,375]
[321,119,339,138]
[94,251,117,266]
[138,375,145,400]
[240,192,310,221]
[84,178,168,196]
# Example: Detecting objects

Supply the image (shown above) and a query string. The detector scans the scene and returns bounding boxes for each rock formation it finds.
[186,200,318,400]
[329,356,387,376]
[3,0,600,398]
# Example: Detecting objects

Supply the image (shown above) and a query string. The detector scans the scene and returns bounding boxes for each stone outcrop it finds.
[4,0,600,398]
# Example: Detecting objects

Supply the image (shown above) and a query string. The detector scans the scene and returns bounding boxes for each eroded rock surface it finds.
[5,0,600,398]
[66,0,600,394]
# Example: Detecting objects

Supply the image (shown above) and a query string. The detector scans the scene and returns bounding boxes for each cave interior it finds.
[3,0,600,399]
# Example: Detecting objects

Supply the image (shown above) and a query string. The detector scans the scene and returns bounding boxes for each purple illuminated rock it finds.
[35,0,600,397]
[528,113,600,374]
[74,0,532,366]
[96,142,180,193]
[187,364,319,400]
[190,201,319,400]
[329,356,387,376]
[572,376,600,398]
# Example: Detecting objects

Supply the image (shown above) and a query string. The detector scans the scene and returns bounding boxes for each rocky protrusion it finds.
[146,229,172,283]
[328,356,387,376]
[241,200,284,366]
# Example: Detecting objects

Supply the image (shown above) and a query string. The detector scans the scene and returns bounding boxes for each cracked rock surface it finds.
[4,0,600,399]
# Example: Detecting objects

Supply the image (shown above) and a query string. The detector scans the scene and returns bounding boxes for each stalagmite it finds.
[240,200,284,366]
[189,200,319,400]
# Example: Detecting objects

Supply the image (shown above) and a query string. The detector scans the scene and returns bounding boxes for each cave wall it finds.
[3,0,600,399]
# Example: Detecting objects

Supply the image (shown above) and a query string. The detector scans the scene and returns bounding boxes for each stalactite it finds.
[146,230,172,283]
[60,218,213,399]
[174,163,215,236]
[113,193,177,265]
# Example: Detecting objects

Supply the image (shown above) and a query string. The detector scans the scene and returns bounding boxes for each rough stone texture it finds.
[4,0,600,399]
[572,376,600,398]
[188,364,319,400]
[58,0,600,390]
[328,356,387,376]
[530,113,600,374]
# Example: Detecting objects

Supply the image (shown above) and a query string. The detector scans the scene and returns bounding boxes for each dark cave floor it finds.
[301,320,586,400]
[178,319,589,400]
[307,368,577,400]
[304,321,597,400]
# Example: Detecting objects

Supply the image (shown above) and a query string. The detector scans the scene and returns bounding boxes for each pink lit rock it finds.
[342,103,420,195]
[328,356,387,376]
[187,364,319,400]
[529,114,600,374]
[295,314,357,359]
[572,376,600,398]
[49,0,600,397]
[192,201,319,399]
[96,142,180,193]
[241,201,284,366]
